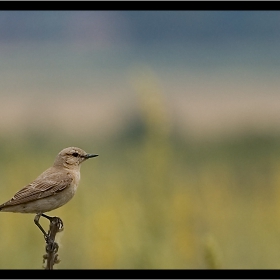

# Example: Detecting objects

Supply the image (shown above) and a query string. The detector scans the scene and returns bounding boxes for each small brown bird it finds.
[0,147,98,238]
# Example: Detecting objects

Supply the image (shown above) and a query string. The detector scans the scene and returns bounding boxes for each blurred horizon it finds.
[1,11,280,141]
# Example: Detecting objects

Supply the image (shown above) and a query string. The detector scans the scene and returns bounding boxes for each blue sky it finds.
[1,11,280,46]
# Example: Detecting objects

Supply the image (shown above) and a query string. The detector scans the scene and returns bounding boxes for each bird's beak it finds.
[85,153,98,159]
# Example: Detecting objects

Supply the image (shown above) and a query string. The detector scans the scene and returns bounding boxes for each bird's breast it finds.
[70,170,81,192]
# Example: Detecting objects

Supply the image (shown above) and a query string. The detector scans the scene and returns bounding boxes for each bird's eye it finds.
[72,152,79,157]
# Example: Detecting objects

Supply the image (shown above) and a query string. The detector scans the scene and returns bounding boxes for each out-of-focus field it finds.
[1,81,280,269]
[2,11,280,270]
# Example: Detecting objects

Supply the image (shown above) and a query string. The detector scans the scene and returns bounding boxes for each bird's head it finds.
[54,147,98,169]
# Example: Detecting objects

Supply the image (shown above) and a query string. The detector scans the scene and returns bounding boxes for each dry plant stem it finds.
[42,215,64,270]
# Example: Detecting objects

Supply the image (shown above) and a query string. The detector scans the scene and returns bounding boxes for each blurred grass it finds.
[1,73,280,268]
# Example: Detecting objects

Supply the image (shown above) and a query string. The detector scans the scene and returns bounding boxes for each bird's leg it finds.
[41,213,64,232]
[34,214,49,241]
[34,213,64,243]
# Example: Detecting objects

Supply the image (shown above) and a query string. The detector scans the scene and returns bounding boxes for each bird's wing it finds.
[0,169,73,207]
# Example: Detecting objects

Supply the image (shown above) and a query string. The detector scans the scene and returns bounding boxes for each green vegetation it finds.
[1,81,280,269]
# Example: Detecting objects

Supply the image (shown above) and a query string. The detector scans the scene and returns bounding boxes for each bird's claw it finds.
[56,217,64,232]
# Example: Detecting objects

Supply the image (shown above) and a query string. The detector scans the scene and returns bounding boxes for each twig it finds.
[42,216,64,270]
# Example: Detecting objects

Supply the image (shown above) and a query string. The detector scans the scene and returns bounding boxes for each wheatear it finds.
[0,147,98,238]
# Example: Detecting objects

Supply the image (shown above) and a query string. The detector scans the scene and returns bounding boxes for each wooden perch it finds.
[42,216,64,270]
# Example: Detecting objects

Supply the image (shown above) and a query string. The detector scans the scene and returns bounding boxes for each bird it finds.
[0,146,98,239]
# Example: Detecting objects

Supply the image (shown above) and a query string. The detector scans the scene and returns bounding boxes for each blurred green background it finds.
[1,11,280,269]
